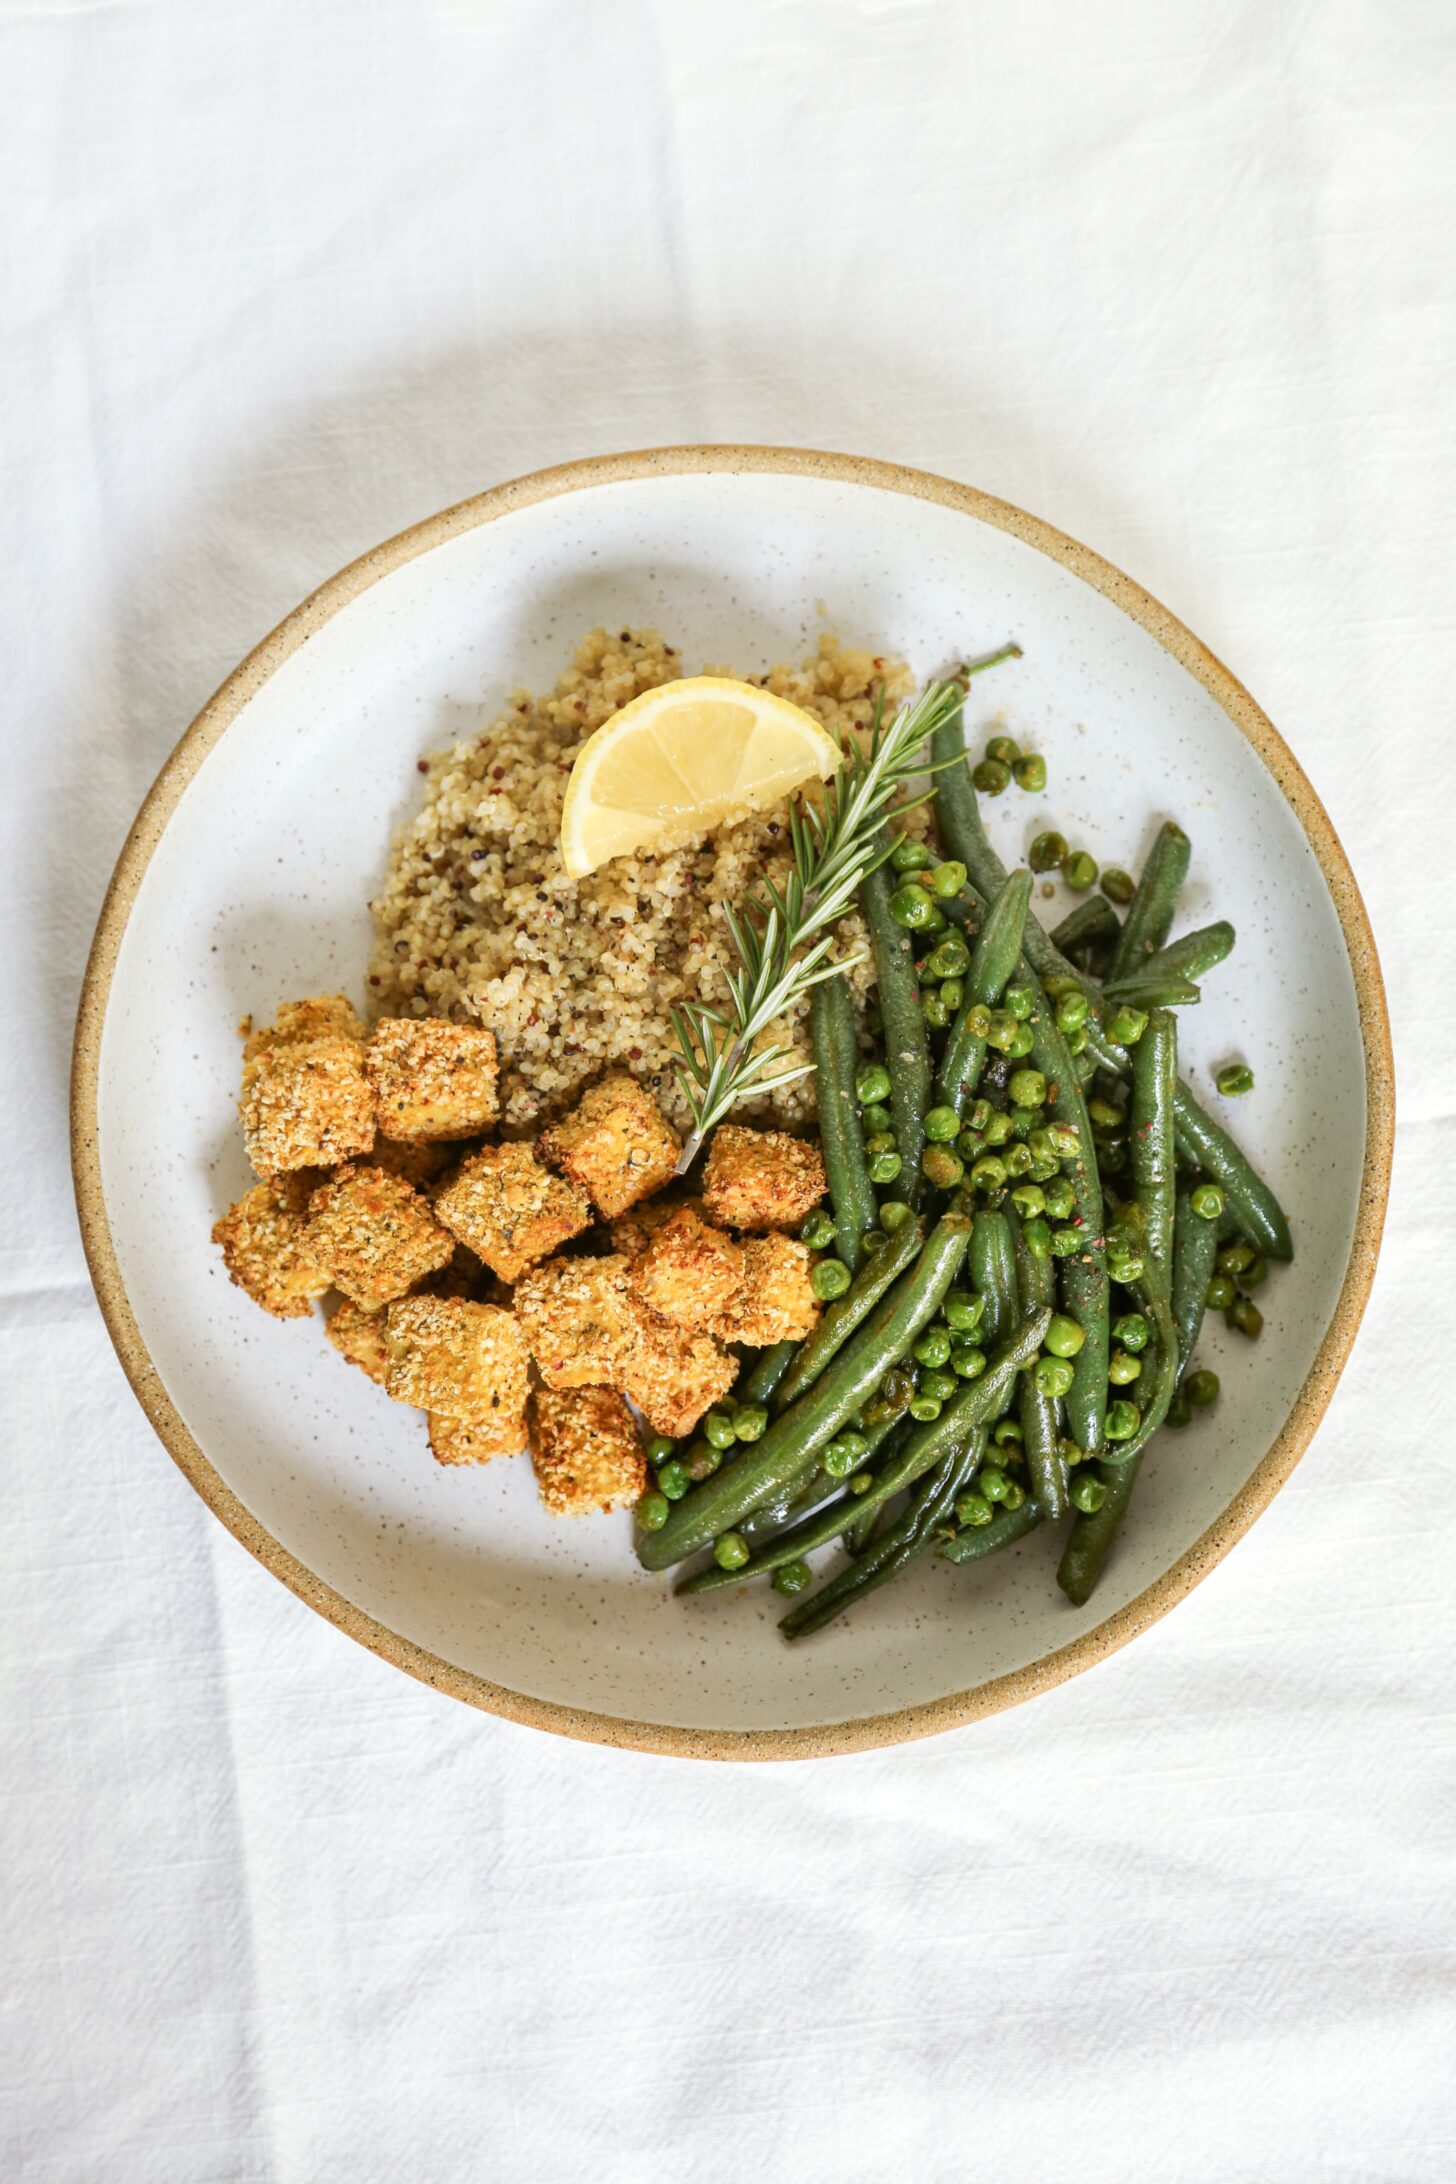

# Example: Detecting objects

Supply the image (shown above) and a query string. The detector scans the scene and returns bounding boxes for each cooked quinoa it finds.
[368,629,916,1130]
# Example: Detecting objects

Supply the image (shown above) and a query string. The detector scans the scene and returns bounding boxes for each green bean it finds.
[1168,1087,1292,1260]
[934,868,1033,1117]
[860,835,932,1206]
[638,1216,971,1568]
[1008,1204,1066,1520]
[1171,1188,1219,1377]
[810,972,878,1275]
[938,1498,1044,1564]
[682,1307,1051,1592]
[774,1216,924,1411]
[738,1340,798,1410]
[779,1430,988,1639]
[1131,1010,1178,1274]
[738,1462,836,1545]
[1051,896,1120,956]
[1107,822,1191,981]
[970,1208,1017,1356]
[1139,920,1235,985]
[1100,973,1202,1010]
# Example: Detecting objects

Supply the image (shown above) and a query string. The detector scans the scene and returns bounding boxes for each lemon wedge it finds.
[558,677,842,880]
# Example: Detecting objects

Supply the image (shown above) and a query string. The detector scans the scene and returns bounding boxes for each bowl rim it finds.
[70,443,1395,1760]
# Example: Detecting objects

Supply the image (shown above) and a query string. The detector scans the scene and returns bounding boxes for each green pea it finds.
[984,1010,1020,1053]
[811,1258,852,1301]
[924,1104,961,1143]
[909,1394,943,1422]
[920,1368,958,1402]
[920,903,948,937]
[1104,1399,1141,1442]
[979,1465,1010,1503]
[1112,1310,1149,1352]
[930,859,968,898]
[1004,983,1036,1021]
[889,883,936,930]
[1066,1024,1091,1055]
[951,1346,988,1381]
[1106,1004,1148,1046]
[1029,830,1069,873]
[713,1531,750,1570]
[704,1410,738,1450]
[1107,1348,1142,1385]
[1000,1480,1028,1512]
[879,1199,914,1233]
[983,1109,1015,1146]
[926,935,970,979]
[848,1472,875,1496]
[1088,1097,1122,1129]
[1190,1183,1225,1221]
[864,1131,897,1158]
[1053,991,1088,1036]
[966,1098,993,1133]
[862,1228,889,1256]
[1048,1225,1083,1258]
[1023,1215,1053,1258]
[1009,1182,1046,1218]
[637,1490,671,1531]
[1044,1313,1086,1357]
[868,1149,902,1184]
[955,1491,994,1529]
[1108,1252,1145,1285]
[1042,1176,1076,1220]
[889,837,934,873]
[1048,1121,1082,1159]
[972,756,1012,794]
[1005,1023,1035,1060]
[992,1417,1024,1447]
[1216,1063,1255,1097]
[799,1209,836,1252]
[1027,1154,1061,1184]
[1008,1067,1047,1108]
[944,1289,984,1332]
[734,1403,769,1442]
[1012,753,1046,792]
[914,1327,952,1368]
[1205,1273,1236,1310]
[1165,1388,1191,1429]
[855,1063,892,1105]
[1000,1147,1031,1184]
[644,1434,676,1466]
[923,990,952,1029]
[1070,1472,1107,1514]
[969,1154,1006,1194]
[1228,1298,1263,1339]
[922,1145,965,1189]
[1035,1354,1075,1398]
[861,1100,893,1135]
[822,1438,857,1478]
[1099,867,1134,906]
[1061,849,1098,892]
[940,977,965,1013]
[772,1558,812,1596]
[684,1441,722,1480]
[1217,1240,1256,1276]
[656,1460,690,1500]
[1185,1369,1220,1408]
[985,732,1020,766]
[1241,1256,1269,1290]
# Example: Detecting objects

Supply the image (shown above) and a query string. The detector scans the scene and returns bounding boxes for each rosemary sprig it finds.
[670,644,1021,1173]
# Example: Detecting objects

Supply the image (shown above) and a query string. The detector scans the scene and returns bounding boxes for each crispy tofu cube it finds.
[512,1252,641,1389]
[434,1142,593,1282]
[364,1017,499,1141]
[607,1191,702,1260]
[240,1037,375,1175]
[243,994,366,1064]
[306,1164,455,1311]
[539,1071,680,1217]
[629,1207,744,1332]
[383,1296,529,1430]
[622,1302,737,1439]
[325,1296,391,1382]
[212,1175,329,1318]
[529,1386,646,1515]
[713,1234,821,1346]
[701,1124,827,1233]
[427,1410,525,1466]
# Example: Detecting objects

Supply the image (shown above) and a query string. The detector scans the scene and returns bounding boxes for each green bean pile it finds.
[636,696,1290,1636]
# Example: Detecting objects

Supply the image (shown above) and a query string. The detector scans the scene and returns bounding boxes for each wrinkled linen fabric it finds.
[1,3,1450,2179]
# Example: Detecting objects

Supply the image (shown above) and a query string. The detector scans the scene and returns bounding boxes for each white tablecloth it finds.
[4,4,1450,2178]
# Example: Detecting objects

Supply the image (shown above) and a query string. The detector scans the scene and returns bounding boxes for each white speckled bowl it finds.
[73,448,1392,1758]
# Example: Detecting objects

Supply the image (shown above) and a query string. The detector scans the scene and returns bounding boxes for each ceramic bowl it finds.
[72,448,1393,1758]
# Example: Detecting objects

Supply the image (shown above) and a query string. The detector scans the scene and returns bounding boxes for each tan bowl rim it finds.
[71,444,1395,1761]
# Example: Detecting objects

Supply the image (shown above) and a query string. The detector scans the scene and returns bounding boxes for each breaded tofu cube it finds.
[434,1142,593,1282]
[240,1037,376,1175]
[529,1386,646,1515]
[701,1124,827,1233]
[427,1410,525,1466]
[212,1175,330,1318]
[512,1252,641,1389]
[325,1296,391,1382]
[368,1135,454,1191]
[539,1071,680,1217]
[629,1206,744,1332]
[243,994,366,1064]
[364,1017,500,1141]
[713,1234,821,1346]
[607,1191,702,1260]
[622,1302,737,1439]
[383,1296,529,1431]
[306,1164,455,1311]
